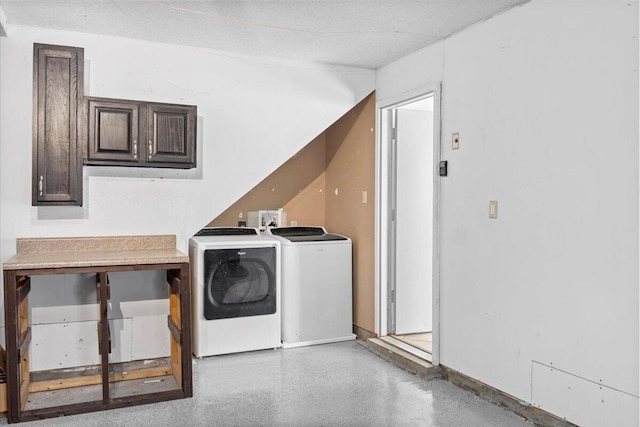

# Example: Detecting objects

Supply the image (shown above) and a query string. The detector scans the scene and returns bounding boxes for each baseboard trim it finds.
[443,367,578,427]
[353,324,377,342]
[366,338,442,381]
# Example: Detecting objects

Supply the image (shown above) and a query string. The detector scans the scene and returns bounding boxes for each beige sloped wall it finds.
[282,173,326,227]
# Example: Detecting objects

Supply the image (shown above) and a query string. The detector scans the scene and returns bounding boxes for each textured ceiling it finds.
[0,0,529,68]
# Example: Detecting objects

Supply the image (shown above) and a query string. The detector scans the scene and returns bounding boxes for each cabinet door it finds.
[32,44,83,206]
[146,103,196,168]
[87,98,141,164]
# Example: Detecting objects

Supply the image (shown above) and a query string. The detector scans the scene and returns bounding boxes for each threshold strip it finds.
[380,336,433,363]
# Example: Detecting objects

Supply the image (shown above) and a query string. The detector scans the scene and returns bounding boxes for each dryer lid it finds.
[194,227,259,237]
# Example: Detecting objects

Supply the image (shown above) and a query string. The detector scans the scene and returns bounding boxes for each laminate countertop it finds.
[2,235,189,270]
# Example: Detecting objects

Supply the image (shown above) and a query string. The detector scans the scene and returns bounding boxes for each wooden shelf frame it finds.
[2,262,192,423]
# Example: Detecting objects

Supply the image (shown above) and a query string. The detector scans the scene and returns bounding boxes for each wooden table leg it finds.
[167,264,192,398]
[168,270,182,390]
[179,263,192,397]
[3,270,20,423]
[97,272,110,403]
[17,294,30,411]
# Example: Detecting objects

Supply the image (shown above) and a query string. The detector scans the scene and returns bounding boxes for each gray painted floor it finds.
[7,341,532,426]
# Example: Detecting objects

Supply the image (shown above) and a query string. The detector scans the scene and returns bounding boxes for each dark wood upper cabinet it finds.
[85,98,196,169]
[87,98,141,163]
[146,103,196,167]
[32,44,84,206]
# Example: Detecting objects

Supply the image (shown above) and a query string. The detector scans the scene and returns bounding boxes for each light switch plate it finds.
[452,133,460,150]
[489,200,498,219]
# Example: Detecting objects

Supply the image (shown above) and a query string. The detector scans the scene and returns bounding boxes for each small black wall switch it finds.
[439,160,448,177]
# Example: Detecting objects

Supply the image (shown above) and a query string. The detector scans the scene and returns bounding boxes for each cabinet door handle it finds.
[133,139,138,158]
[38,176,43,196]
[148,140,153,158]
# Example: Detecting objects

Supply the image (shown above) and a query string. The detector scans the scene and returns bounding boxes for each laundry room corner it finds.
[208,93,377,336]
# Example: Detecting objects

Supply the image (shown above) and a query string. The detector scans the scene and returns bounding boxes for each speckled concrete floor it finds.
[5,341,532,426]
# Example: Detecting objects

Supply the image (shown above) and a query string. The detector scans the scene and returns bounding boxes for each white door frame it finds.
[374,82,442,366]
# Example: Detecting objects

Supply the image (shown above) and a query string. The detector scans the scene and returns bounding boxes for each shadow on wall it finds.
[209,132,328,227]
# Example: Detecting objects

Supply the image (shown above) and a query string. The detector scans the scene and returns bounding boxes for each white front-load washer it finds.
[265,226,355,348]
[189,227,281,357]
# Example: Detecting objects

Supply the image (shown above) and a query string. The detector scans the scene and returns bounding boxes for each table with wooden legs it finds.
[2,236,192,423]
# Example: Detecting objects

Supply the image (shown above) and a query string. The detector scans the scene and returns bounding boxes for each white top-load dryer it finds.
[265,226,355,348]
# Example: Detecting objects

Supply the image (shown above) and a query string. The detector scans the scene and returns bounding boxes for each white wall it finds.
[0,25,374,368]
[377,0,639,425]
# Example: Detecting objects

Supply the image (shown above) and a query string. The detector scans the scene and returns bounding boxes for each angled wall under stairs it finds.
[209,92,376,332]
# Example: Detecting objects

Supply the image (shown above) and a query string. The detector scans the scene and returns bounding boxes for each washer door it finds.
[203,247,276,320]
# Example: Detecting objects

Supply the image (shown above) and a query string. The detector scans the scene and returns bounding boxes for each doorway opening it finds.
[376,84,440,365]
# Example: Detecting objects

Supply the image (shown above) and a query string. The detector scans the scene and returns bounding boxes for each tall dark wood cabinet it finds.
[32,44,84,206]
[86,98,196,169]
